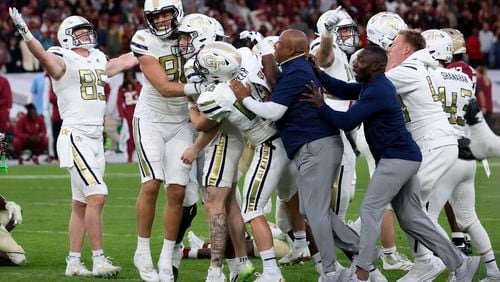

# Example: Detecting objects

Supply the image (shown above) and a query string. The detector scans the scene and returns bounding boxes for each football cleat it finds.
[381,251,414,271]
[279,245,311,265]
[65,256,92,277]
[134,251,159,282]
[396,256,446,282]
[369,268,388,282]
[230,261,255,282]
[188,231,206,249]
[254,271,285,282]
[206,267,227,282]
[92,255,121,278]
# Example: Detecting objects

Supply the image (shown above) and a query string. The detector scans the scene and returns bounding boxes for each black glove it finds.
[464,98,480,125]
[457,137,476,160]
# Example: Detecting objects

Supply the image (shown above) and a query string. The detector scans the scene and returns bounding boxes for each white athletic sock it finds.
[137,236,151,253]
[452,232,465,239]
[159,239,175,266]
[260,248,279,274]
[482,250,499,275]
[293,231,307,250]
[68,252,81,261]
[382,246,397,255]
[92,249,104,258]
[226,258,238,273]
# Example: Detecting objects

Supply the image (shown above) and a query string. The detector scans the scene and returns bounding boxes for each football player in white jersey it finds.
[175,14,255,282]
[386,29,479,282]
[193,42,294,282]
[423,29,500,282]
[9,8,137,278]
[311,7,358,224]
[130,1,207,281]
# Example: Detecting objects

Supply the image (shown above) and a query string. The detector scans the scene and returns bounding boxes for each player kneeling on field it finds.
[0,195,26,266]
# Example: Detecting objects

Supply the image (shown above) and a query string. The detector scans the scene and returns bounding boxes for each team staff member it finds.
[305,45,479,282]
[230,29,359,281]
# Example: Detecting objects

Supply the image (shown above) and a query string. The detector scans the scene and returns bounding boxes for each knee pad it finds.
[242,210,264,223]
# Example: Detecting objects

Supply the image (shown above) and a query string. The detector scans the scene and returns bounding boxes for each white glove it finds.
[239,30,264,43]
[256,39,275,57]
[5,201,22,225]
[320,6,343,38]
[9,7,33,41]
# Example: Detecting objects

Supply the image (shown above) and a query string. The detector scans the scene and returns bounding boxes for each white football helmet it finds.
[252,35,278,58]
[441,28,466,55]
[174,13,218,59]
[366,12,407,50]
[194,42,242,83]
[57,16,97,50]
[144,0,183,39]
[317,9,359,51]
[423,29,454,63]
[211,18,228,41]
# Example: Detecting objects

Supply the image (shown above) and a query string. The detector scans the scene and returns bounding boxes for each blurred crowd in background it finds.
[1,0,500,72]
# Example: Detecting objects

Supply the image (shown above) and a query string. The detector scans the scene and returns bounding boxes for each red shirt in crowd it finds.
[117,82,141,119]
[14,113,46,140]
[477,73,493,113]
[0,75,13,133]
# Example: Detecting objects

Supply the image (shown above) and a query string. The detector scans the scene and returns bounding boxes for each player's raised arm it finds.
[106,52,138,77]
[9,7,65,79]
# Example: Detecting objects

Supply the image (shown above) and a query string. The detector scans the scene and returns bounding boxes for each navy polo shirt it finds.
[318,71,422,163]
[271,55,339,159]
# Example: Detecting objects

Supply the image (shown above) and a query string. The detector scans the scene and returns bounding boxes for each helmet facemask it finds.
[335,23,359,51]
[70,25,97,50]
[144,7,179,39]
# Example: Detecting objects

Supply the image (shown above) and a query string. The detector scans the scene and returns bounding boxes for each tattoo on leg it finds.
[210,212,228,267]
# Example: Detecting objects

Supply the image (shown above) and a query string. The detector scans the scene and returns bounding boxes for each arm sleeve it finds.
[317,87,386,131]
[319,71,362,100]
[242,97,288,121]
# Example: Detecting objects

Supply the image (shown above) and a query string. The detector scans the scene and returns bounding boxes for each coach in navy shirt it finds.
[230,29,360,280]
[303,46,469,281]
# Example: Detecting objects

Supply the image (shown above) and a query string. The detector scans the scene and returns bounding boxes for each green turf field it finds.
[0,158,499,281]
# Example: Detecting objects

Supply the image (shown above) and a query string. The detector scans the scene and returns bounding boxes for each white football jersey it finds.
[310,37,353,112]
[48,47,107,127]
[197,83,277,146]
[428,67,474,138]
[131,29,188,122]
[236,47,270,102]
[386,50,457,150]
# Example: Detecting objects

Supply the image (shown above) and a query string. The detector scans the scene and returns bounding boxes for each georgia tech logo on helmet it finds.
[383,18,398,30]
[189,17,211,30]
[203,55,228,70]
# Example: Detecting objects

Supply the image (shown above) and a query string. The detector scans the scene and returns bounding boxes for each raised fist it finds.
[239,30,264,44]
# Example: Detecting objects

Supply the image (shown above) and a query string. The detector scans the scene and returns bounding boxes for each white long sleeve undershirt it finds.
[242,97,288,121]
